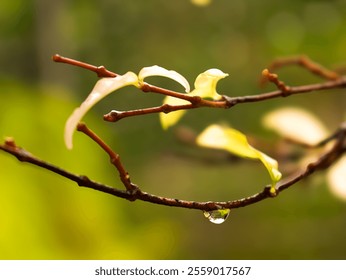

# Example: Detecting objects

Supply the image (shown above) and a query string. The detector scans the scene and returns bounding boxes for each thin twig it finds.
[0,138,132,200]
[52,54,117,78]
[265,55,340,81]
[261,68,290,93]
[52,54,346,122]
[103,103,197,122]
[223,77,346,107]
[76,123,139,193]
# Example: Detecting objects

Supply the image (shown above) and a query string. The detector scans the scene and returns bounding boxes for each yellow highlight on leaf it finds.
[196,124,282,186]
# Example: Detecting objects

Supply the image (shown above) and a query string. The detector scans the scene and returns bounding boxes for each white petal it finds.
[64,72,138,149]
[138,65,190,93]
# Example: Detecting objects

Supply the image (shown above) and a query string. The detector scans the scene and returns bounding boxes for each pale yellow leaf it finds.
[191,69,228,100]
[327,155,346,201]
[196,124,282,186]
[196,124,258,158]
[64,72,138,149]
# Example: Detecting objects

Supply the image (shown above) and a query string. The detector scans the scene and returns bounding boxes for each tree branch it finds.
[52,54,346,122]
[1,55,345,213]
[262,55,341,81]
[103,76,346,122]
[1,123,345,211]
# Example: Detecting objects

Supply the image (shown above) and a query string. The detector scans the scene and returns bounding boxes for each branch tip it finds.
[76,122,87,132]
[52,54,62,62]
[52,54,117,77]
[262,68,290,93]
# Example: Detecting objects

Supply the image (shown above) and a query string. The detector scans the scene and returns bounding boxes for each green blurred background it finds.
[1,0,346,259]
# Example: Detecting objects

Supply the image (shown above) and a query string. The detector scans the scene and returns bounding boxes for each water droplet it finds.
[203,208,230,224]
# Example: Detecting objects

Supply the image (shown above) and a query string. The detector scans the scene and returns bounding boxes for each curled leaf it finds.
[139,65,191,130]
[196,124,282,186]
[64,72,138,149]
[262,107,329,145]
[138,65,190,93]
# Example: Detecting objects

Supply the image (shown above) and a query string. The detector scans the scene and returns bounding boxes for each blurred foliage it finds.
[1,0,346,259]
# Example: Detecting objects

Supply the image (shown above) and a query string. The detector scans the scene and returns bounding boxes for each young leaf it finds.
[196,124,282,187]
[64,72,138,149]
[191,68,228,99]
[138,65,190,93]
[139,65,192,130]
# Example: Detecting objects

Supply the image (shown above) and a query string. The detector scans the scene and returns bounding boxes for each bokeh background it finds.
[1,0,346,259]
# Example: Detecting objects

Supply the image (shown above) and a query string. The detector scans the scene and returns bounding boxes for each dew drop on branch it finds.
[203,208,230,224]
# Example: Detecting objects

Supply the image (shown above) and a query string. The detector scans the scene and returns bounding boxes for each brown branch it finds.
[52,54,346,123]
[76,123,138,193]
[1,55,345,214]
[104,103,197,122]
[222,77,346,107]
[52,54,208,106]
[0,138,132,200]
[1,123,345,211]
[264,55,341,81]
[261,68,290,93]
[52,54,117,78]
[104,76,346,123]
